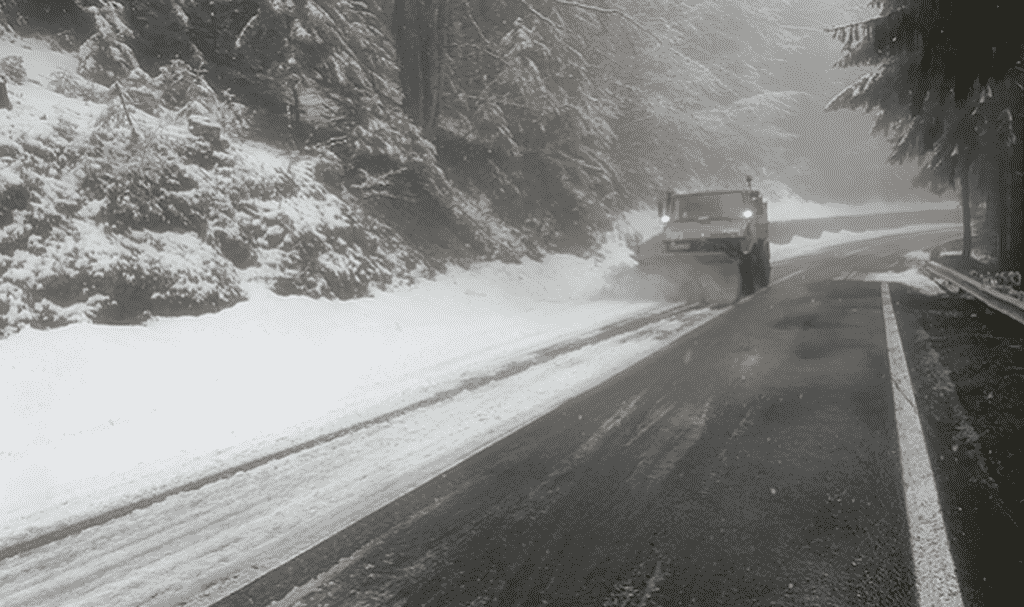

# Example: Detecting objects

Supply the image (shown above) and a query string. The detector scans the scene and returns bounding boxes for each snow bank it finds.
[771,223,958,262]
[0,239,666,543]
[858,267,946,296]
[751,177,957,222]
[0,36,78,82]
[0,308,728,607]
[853,249,951,297]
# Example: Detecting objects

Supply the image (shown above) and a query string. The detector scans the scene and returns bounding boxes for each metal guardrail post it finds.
[922,261,1024,327]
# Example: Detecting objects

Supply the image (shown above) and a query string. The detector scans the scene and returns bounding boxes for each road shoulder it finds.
[891,283,1024,606]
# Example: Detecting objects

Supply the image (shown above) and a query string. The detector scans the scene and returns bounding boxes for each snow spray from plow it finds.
[633,247,743,306]
[598,237,743,307]
[582,239,739,307]
[591,247,737,307]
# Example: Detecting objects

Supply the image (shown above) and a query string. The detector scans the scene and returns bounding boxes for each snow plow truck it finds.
[635,177,771,306]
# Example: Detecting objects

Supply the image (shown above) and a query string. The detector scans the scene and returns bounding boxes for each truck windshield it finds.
[674,192,747,220]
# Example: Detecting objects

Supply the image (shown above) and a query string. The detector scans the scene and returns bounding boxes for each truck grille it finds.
[665,239,727,253]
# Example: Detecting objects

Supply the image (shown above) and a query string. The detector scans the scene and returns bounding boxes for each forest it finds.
[0,0,978,334]
[827,0,1024,277]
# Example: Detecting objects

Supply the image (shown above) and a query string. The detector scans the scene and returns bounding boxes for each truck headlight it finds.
[742,209,753,218]
[661,215,671,223]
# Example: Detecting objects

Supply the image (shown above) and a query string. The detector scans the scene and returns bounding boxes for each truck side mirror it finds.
[753,193,765,213]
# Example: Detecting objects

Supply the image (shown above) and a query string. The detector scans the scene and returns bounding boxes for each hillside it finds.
[0,2,534,338]
[0,0,951,338]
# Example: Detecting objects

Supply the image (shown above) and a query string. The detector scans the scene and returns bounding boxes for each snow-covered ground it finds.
[0,223,957,607]
[750,178,958,222]
[857,249,947,297]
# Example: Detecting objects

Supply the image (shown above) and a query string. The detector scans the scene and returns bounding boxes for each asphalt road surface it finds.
[211,225,1017,607]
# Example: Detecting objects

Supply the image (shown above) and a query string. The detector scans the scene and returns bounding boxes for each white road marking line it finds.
[843,245,871,258]
[880,282,964,607]
[772,268,804,286]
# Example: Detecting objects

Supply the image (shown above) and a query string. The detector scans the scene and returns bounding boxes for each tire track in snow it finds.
[535,391,648,489]
[0,302,701,562]
[278,392,652,607]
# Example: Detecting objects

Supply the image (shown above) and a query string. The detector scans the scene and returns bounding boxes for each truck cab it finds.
[658,188,769,258]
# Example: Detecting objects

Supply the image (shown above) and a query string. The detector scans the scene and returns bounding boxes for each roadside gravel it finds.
[892,279,1024,605]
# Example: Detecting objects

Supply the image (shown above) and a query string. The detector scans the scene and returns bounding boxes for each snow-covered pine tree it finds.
[827,0,1024,272]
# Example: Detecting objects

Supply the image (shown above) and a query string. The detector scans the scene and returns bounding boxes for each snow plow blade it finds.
[630,183,770,306]
[632,243,743,307]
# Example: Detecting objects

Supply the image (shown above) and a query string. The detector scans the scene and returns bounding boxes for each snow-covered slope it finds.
[0,30,523,338]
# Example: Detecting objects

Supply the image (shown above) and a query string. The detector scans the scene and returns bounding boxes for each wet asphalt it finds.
[215,228,1010,607]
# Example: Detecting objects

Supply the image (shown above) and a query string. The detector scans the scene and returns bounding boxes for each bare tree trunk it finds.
[422,0,448,139]
[986,156,1003,260]
[0,77,11,110]
[979,159,996,255]
[288,82,303,150]
[392,0,423,127]
[1005,140,1024,273]
[392,0,448,140]
[997,146,1009,268]
[961,158,972,263]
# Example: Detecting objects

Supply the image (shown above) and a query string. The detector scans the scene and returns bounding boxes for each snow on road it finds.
[0,307,729,607]
[0,223,955,607]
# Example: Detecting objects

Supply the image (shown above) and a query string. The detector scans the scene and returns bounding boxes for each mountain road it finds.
[212,226,1012,607]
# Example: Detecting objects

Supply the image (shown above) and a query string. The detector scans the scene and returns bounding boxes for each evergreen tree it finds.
[827,0,1024,270]
[391,0,450,140]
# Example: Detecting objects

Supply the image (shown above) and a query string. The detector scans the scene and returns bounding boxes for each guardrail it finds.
[921,260,1024,327]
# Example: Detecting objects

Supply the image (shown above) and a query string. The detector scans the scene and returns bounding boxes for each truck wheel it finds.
[738,252,756,299]
[755,240,771,287]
